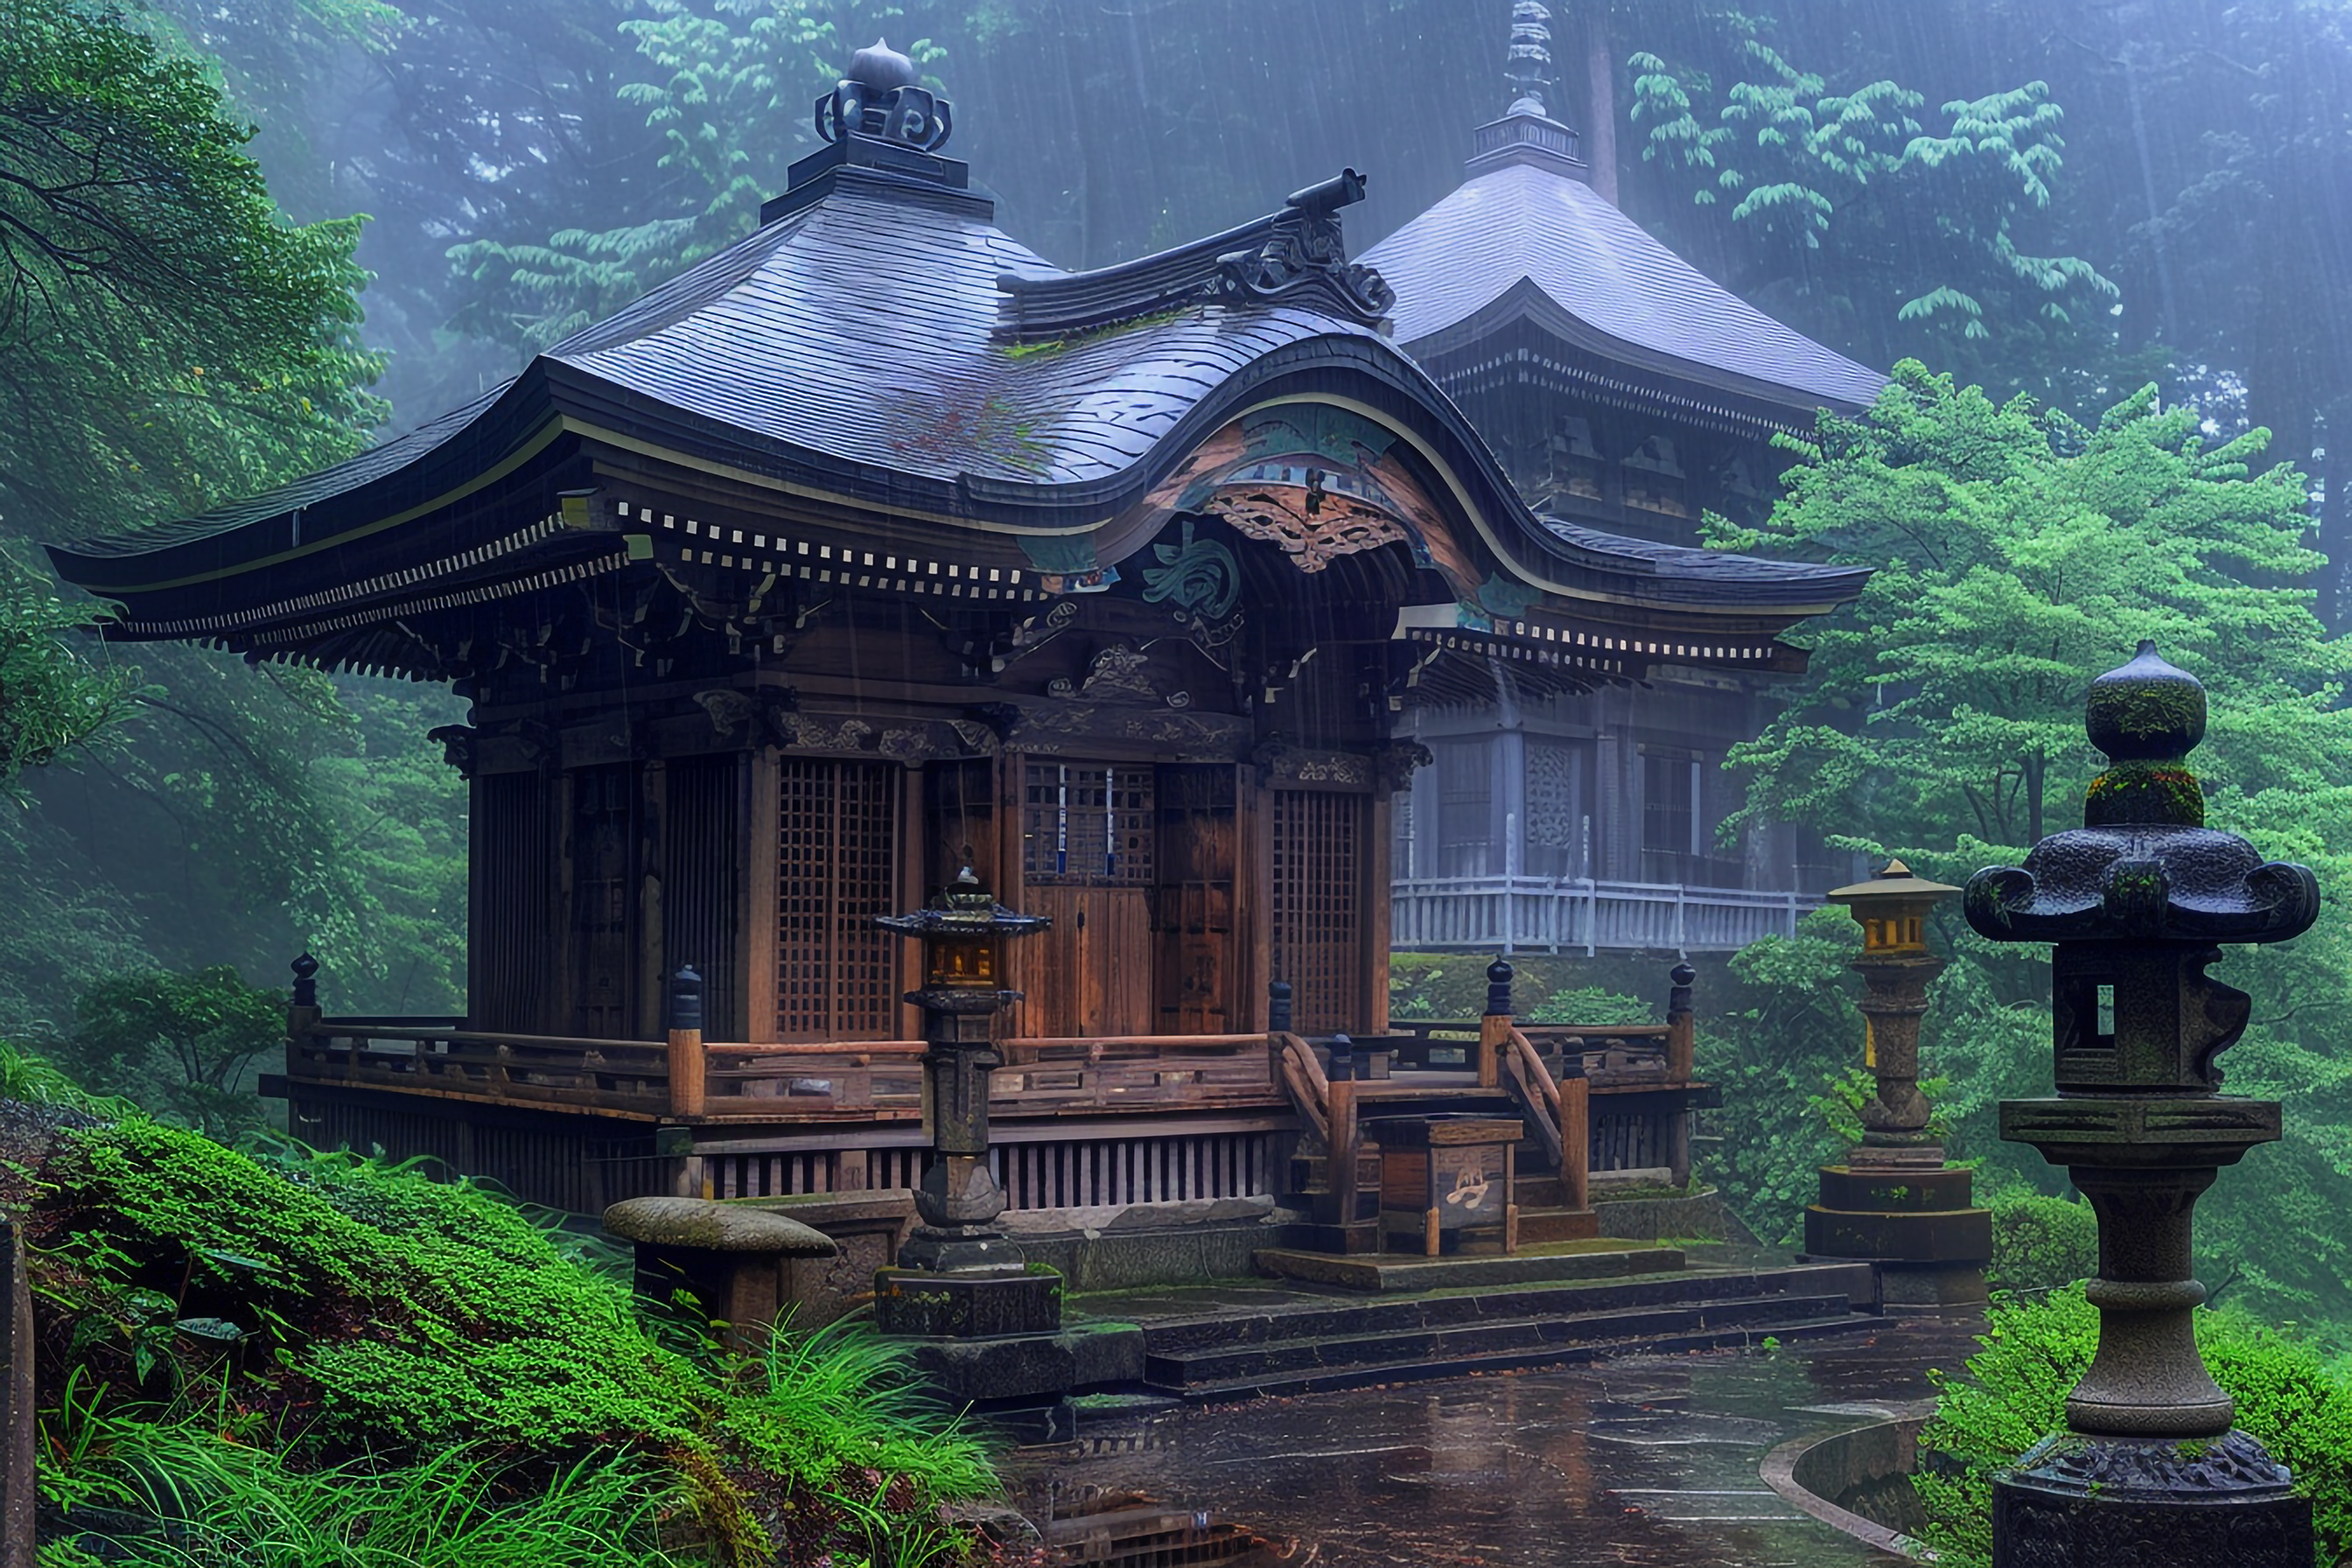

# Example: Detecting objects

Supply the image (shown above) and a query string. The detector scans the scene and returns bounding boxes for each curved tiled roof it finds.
[1360,139,1886,413]
[50,149,1867,624]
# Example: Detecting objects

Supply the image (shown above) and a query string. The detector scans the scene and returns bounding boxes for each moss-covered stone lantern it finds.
[1804,859,1990,1308]
[1968,641,2319,1566]
[870,863,1061,1338]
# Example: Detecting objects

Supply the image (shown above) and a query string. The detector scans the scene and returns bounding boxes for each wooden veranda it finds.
[270,968,1717,1221]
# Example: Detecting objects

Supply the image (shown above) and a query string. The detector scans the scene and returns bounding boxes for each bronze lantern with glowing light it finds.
[1825,858,1958,1144]
[1804,858,1991,1308]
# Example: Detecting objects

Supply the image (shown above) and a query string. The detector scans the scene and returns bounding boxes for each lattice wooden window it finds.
[1022,762,1154,886]
[776,759,900,1040]
[1271,789,1362,1035]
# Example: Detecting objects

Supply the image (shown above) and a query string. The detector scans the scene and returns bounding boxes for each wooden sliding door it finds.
[1015,760,1154,1038]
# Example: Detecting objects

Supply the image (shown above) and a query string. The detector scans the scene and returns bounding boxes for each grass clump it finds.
[1914,1284,2352,1566]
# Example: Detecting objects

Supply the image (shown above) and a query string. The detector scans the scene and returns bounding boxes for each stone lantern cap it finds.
[603,1196,837,1256]
[1826,858,1961,905]
[1966,642,2318,946]
[874,863,1051,942]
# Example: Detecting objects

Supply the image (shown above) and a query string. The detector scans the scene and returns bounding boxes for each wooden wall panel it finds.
[663,754,742,1041]
[469,772,551,1033]
[568,762,638,1039]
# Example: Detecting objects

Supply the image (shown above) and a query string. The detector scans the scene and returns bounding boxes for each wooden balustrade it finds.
[290,1018,1282,1121]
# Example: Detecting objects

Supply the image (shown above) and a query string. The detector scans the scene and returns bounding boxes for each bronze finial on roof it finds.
[1506,1,1555,118]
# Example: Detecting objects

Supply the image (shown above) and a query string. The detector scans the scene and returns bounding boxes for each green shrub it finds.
[1916,1284,2352,1567]
[1984,1189,2099,1296]
[1523,985,1656,1026]
[14,1088,1005,1567]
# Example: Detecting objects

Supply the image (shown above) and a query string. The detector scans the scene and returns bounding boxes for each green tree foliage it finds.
[1713,362,2352,1321]
[57,966,285,1138]
[0,0,386,540]
[1914,1285,2352,1566]
[1626,38,2123,404]
[449,0,870,357]
[0,549,136,790]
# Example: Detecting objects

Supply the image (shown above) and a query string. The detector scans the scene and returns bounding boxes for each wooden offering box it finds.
[1368,1114,1522,1256]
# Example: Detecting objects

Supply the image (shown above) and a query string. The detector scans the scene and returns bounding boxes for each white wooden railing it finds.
[1390,875,1818,956]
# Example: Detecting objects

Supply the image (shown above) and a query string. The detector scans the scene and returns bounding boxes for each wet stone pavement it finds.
[1004,1311,1984,1566]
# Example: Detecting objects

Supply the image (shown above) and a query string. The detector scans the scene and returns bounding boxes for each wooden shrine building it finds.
[1368,4,1887,957]
[49,40,1866,1220]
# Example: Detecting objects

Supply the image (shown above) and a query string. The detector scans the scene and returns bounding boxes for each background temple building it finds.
[1369,10,1885,957]
[46,35,1866,1218]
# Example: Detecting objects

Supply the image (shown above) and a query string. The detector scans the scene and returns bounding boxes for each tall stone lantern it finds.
[871,863,1063,1338]
[1804,860,1991,1307]
[1968,642,2318,1566]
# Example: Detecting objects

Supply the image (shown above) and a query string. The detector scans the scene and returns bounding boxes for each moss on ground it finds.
[3,1049,1025,1567]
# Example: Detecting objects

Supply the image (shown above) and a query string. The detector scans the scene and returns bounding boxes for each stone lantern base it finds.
[1991,1431,2314,1567]
[1802,1158,1991,1310]
[872,1264,1063,1339]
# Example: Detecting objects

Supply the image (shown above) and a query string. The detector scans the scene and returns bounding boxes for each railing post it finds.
[1477,957,1512,1089]
[1267,978,1293,1037]
[1,1219,32,1568]
[1665,961,1697,1186]
[1559,1051,1591,1213]
[287,951,321,1068]
[1327,1032,1359,1224]
[667,964,706,1118]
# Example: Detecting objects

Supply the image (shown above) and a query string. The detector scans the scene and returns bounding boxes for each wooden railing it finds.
[289,1019,1282,1121]
[1271,1031,1330,1144]
[1392,874,1816,955]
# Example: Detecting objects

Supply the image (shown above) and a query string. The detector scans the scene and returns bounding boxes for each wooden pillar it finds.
[668,965,706,1117]
[1361,789,1393,1034]
[1476,957,1512,1089]
[742,746,780,1043]
[465,773,489,1029]
[1,1220,34,1568]
[1328,1034,1359,1225]
[1666,961,1697,1185]
[895,762,928,1043]
[1560,1070,1592,1211]
[636,759,668,1041]
[551,767,578,1037]
[1245,772,1276,1032]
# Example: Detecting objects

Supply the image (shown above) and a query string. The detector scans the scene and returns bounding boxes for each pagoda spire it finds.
[1505,1,1556,118]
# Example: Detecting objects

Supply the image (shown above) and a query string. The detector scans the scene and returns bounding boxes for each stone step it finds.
[1516,1205,1600,1244]
[1144,1292,1856,1390]
[1253,1240,1683,1294]
[1140,1259,1869,1355]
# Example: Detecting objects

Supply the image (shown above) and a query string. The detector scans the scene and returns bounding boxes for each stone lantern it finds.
[871,862,1060,1338]
[1968,642,2318,1565]
[1804,860,1990,1307]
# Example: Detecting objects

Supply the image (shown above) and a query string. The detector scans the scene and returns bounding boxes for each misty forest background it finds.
[7,0,2352,1332]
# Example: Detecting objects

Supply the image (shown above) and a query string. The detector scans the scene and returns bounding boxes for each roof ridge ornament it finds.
[1506,1,1555,117]
[816,37,952,153]
[1208,170,1396,325]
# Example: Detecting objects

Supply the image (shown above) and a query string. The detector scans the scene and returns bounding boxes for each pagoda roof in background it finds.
[1362,112,1887,419]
